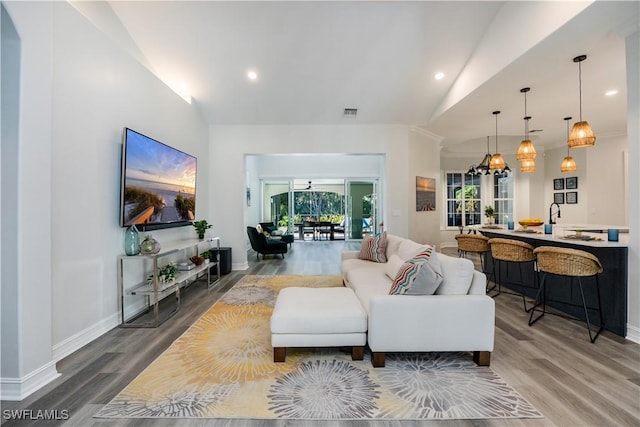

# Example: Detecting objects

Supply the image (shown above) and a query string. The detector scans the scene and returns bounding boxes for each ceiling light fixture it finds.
[434,72,445,80]
[605,89,618,96]
[467,136,493,176]
[516,87,537,164]
[247,70,258,80]
[489,111,509,174]
[567,55,596,148]
[561,116,577,172]
[520,158,536,173]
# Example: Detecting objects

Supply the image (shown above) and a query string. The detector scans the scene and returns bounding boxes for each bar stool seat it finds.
[529,246,604,343]
[487,238,537,311]
[455,233,490,273]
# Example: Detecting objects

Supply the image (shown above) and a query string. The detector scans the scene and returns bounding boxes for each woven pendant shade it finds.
[568,121,596,148]
[516,139,537,160]
[567,56,595,148]
[560,156,577,172]
[520,158,536,172]
[489,153,505,170]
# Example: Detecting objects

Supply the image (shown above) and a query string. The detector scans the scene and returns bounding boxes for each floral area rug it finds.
[96,274,542,420]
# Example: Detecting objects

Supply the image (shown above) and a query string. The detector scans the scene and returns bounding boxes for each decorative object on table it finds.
[192,219,212,240]
[123,224,140,256]
[567,55,596,148]
[189,255,205,266]
[553,178,565,190]
[544,224,553,234]
[518,218,544,228]
[608,229,619,242]
[484,205,496,224]
[565,176,578,189]
[200,249,214,262]
[140,234,161,254]
[507,221,515,230]
[566,191,578,204]
[415,176,436,211]
[561,116,577,172]
[157,263,177,283]
[554,192,565,204]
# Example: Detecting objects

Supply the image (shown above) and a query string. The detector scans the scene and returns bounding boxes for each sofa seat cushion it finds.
[434,252,474,295]
[345,268,392,316]
[389,246,443,295]
[271,287,367,334]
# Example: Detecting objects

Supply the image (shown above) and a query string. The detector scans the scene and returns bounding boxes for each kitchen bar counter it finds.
[479,227,628,337]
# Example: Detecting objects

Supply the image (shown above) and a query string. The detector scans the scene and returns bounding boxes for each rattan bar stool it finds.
[529,246,604,343]
[487,238,537,311]
[455,233,490,273]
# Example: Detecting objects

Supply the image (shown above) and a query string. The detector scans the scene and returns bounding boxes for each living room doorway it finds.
[261,178,380,241]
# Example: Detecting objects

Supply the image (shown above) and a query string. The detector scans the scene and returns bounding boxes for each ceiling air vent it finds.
[343,108,358,118]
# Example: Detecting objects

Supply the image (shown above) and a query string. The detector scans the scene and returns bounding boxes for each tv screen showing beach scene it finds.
[120,128,197,228]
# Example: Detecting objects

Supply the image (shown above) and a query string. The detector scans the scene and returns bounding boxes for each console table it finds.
[118,237,221,327]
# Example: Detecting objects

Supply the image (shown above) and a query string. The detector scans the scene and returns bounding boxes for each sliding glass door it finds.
[345,180,378,240]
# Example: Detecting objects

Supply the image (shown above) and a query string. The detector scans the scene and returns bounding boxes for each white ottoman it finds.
[270,287,367,362]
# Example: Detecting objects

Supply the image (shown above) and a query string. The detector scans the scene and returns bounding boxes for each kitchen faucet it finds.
[549,202,561,224]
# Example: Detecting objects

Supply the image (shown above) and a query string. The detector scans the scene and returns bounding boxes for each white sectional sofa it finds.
[341,233,495,367]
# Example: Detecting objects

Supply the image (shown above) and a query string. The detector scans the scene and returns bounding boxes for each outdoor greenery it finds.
[124,187,165,221]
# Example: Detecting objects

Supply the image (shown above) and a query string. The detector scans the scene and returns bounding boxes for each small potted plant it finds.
[484,206,495,225]
[193,220,212,240]
[157,263,177,284]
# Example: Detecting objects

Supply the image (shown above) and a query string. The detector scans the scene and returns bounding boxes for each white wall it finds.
[408,129,442,246]
[209,125,412,270]
[1,1,209,400]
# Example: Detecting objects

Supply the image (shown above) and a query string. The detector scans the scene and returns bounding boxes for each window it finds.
[445,171,514,229]
[446,172,482,228]
[493,172,514,225]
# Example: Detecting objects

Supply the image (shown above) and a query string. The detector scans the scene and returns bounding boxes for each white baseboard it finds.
[52,313,119,362]
[233,261,249,271]
[440,241,457,250]
[0,361,60,401]
[626,323,640,343]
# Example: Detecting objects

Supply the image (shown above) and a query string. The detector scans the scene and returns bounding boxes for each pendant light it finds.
[516,87,537,161]
[561,116,577,172]
[489,111,508,173]
[567,55,596,148]
[467,136,493,176]
[520,158,536,173]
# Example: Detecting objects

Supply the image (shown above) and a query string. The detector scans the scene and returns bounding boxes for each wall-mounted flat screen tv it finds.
[119,127,197,231]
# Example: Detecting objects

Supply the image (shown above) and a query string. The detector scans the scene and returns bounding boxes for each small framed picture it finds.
[566,191,578,204]
[553,178,565,190]
[565,176,578,189]
[554,192,565,204]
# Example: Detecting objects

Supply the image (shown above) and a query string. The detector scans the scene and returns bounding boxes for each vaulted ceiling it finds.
[86,1,638,154]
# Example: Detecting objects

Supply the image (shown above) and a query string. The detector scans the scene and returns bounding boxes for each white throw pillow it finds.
[435,254,474,295]
[256,224,263,233]
[397,240,430,261]
[384,254,405,280]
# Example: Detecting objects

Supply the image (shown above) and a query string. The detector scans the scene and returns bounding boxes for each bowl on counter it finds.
[518,219,544,227]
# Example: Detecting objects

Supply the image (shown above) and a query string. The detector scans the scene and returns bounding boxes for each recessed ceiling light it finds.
[605,89,618,96]
[434,72,445,80]
[247,70,258,80]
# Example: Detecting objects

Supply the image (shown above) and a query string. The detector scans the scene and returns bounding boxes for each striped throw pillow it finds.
[358,232,388,263]
[389,246,443,295]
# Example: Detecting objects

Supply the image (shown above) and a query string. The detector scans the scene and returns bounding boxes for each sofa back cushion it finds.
[434,253,474,295]
[358,231,388,263]
[389,246,443,295]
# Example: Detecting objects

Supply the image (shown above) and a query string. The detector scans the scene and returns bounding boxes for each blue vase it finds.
[124,224,140,256]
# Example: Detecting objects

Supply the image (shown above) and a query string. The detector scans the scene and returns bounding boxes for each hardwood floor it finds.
[2,241,639,426]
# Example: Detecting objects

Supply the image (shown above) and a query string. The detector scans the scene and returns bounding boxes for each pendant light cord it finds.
[578,60,583,121]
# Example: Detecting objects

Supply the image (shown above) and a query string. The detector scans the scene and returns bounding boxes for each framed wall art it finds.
[565,176,578,189]
[553,178,565,190]
[416,176,436,211]
[554,192,565,204]
[566,191,578,204]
